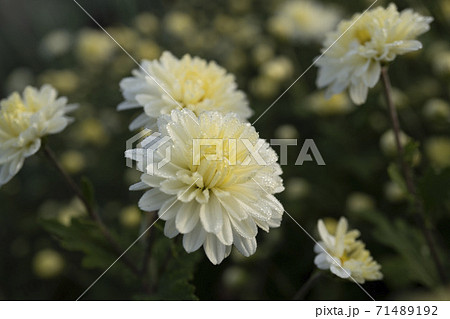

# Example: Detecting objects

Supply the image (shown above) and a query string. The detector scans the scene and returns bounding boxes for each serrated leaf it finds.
[358,210,439,288]
[39,218,116,269]
[135,227,201,300]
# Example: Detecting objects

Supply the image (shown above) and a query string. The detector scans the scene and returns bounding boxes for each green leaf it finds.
[358,210,439,288]
[135,227,201,300]
[403,141,420,167]
[39,218,116,269]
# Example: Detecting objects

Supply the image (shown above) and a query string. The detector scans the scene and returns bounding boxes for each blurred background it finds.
[0,0,449,300]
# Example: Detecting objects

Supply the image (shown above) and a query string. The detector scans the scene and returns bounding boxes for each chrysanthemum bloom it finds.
[314,217,383,283]
[268,0,340,43]
[0,85,77,186]
[126,109,284,264]
[316,3,432,105]
[118,51,252,131]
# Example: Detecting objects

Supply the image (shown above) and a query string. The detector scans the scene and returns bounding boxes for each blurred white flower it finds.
[306,91,353,116]
[0,85,77,187]
[285,177,309,200]
[126,109,284,264]
[38,69,80,95]
[76,29,116,65]
[134,12,159,35]
[261,56,294,82]
[39,29,72,58]
[163,12,196,39]
[268,0,340,43]
[346,192,375,213]
[33,249,65,279]
[274,124,299,139]
[423,99,450,122]
[425,137,450,170]
[119,51,252,130]
[314,217,382,283]
[384,181,406,203]
[379,129,410,157]
[316,3,432,105]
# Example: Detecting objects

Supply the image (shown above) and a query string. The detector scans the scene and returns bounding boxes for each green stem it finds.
[43,144,141,276]
[380,66,447,285]
[293,271,322,300]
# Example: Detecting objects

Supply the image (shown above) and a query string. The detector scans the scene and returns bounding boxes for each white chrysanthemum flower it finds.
[316,3,433,105]
[126,109,284,264]
[268,0,340,43]
[314,217,383,283]
[0,85,77,186]
[118,51,252,131]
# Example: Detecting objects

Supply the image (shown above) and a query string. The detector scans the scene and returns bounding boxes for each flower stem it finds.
[380,66,448,285]
[43,144,141,276]
[293,271,322,300]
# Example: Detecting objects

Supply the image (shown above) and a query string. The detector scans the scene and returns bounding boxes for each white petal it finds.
[175,200,200,234]
[216,194,247,220]
[349,81,369,105]
[182,223,206,253]
[23,139,41,157]
[363,61,381,87]
[314,253,331,270]
[129,113,153,131]
[138,188,172,212]
[314,242,326,254]
[129,181,149,191]
[199,195,223,234]
[233,232,257,257]
[216,213,233,245]
[330,265,351,279]
[203,233,229,265]
[141,174,164,187]
[158,197,181,221]
[230,216,257,239]
[163,218,179,238]
[117,100,140,110]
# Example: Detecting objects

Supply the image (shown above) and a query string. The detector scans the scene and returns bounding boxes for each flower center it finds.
[340,251,350,264]
[354,28,371,45]
[180,69,211,106]
[0,95,32,137]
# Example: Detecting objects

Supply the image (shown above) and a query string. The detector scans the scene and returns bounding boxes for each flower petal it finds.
[175,200,200,233]
[216,213,233,245]
[203,233,229,265]
[182,222,206,253]
[233,232,257,257]
[139,188,172,212]
[163,218,179,238]
[230,215,257,239]
[199,195,223,234]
